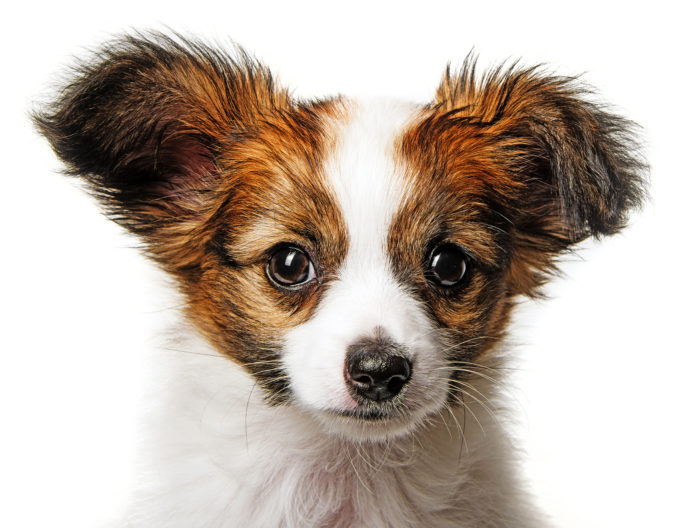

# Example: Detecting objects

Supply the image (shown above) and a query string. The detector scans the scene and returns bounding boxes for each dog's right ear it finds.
[33,33,287,239]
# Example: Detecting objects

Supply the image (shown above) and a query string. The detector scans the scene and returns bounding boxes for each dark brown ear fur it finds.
[432,58,648,295]
[33,32,289,269]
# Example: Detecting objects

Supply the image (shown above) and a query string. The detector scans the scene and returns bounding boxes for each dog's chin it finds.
[303,404,437,443]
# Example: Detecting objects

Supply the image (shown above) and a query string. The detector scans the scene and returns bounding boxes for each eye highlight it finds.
[267,246,317,289]
[426,244,468,288]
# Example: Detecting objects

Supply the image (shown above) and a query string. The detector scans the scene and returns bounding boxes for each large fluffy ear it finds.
[434,59,648,294]
[33,33,287,267]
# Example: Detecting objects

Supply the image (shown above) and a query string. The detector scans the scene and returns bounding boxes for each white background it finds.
[2,1,681,526]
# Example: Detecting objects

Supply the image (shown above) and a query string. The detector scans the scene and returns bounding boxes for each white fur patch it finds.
[282,100,451,437]
[125,323,540,528]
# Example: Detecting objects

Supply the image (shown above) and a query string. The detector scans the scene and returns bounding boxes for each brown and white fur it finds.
[34,33,646,527]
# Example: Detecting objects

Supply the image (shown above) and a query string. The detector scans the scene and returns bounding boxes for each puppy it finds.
[34,32,646,527]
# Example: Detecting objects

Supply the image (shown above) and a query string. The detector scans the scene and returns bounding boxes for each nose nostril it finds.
[386,374,407,395]
[345,344,412,403]
[353,374,373,386]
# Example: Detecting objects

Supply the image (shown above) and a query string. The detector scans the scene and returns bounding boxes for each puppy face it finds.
[282,100,454,438]
[35,35,646,440]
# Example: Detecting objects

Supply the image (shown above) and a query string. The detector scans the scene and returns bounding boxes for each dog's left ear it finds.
[434,62,648,294]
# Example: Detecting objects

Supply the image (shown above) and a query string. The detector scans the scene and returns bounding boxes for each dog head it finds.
[35,34,646,440]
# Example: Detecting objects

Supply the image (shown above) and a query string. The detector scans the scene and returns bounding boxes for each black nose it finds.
[345,338,412,402]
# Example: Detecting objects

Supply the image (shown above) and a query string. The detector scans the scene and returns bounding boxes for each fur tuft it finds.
[434,57,648,238]
[401,57,648,296]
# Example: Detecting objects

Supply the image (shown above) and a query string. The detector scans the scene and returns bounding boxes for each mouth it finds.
[311,402,431,442]
[329,408,397,422]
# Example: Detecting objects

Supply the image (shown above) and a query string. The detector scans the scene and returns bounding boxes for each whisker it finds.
[445,360,518,372]
[451,383,498,425]
[448,367,502,386]
[443,403,469,456]
[163,346,224,358]
[455,390,486,433]
[238,359,282,368]
[451,379,497,413]
[244,366,287,376]
[437,408,454,441]
[244,381,257,454]
[438,335,499,353]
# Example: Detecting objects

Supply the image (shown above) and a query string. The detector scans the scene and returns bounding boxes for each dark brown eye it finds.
[427,244,468,288]
[267,246,316,288]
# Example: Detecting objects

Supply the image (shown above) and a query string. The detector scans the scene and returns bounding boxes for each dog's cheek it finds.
[426,272,513,362]
[282,319,357,412]
[280,271,451,413]
[181,262,318,399]
[279,278,388,413]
